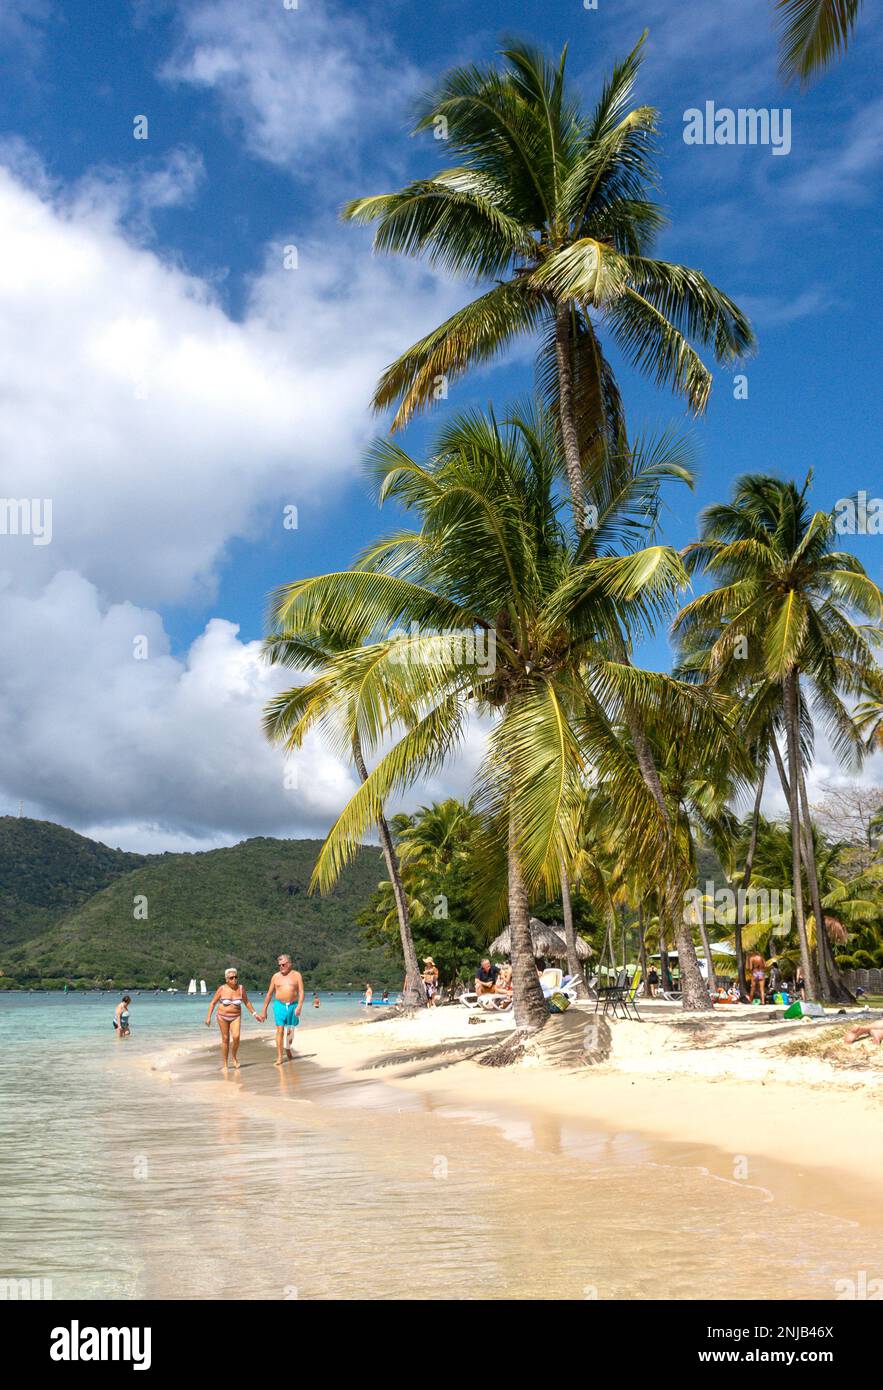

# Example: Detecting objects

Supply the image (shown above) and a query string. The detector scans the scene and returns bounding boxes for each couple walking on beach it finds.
[205,954,304,1071]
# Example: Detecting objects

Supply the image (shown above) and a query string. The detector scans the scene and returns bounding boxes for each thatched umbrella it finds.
[489,917,592,962]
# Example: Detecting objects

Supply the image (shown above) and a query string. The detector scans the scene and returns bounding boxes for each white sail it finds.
[187,978,197,995]
[199,979,207,994]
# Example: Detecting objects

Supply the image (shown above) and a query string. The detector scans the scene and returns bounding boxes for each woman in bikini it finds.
[205,968,258,1070]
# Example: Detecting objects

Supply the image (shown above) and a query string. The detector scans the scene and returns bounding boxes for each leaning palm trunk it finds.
[796,766,830,998]
[508,810,551,1031]
[781,673,817,998]
[556,337,711,1010]
[559,857,588,997]
[795,768,853,1004]
[637,903,649,993]
[352,734,425,1007]
[555,302,588,530]
[630,720,711,1009]
[736,769,766,996]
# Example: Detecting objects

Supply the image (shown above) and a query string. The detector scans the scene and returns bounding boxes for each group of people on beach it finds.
[204,954,304,1070]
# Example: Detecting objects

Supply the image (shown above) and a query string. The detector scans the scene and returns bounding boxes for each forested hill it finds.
[0,821,394,989]
[0,816,148,948]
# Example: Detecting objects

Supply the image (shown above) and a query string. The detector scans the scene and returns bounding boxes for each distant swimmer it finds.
[112,996,132,1037]
[364,983,373,1007]
[313,993,320,1008]
[257,954,304,1065]
[205,968,258,1071]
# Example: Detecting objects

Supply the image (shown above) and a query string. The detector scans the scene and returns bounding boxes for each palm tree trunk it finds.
[781,674,817,998]
[508,809,550,1031]
[638,903,649,993]
[560,857,588,997]
[796,767,829,998]
[630,727,711,1010]
[554,301,587,532]
[554,294,708,1008]
[352,734,425,1007]
[736,766,766,997]
[797,767,855,1003]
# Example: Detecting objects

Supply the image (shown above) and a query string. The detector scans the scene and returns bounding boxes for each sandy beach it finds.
[268,1000,883,1225]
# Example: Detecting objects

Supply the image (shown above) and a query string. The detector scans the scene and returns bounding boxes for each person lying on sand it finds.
[205,968,258,1070]
[257,955,304,1065]
[843,1022,883,1045]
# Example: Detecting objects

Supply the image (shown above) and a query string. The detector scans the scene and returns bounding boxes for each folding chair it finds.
[594,967,642,1021]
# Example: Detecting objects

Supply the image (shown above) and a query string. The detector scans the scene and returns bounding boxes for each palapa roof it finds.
[489,916,593,961]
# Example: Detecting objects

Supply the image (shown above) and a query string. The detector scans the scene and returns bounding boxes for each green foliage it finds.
[0,824,397,989]
[0,817,147,948]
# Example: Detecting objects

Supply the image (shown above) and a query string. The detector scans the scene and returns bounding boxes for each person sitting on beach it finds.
[113,996,132,1037]
[256,955,304,1066]
[475,959,499,996]
[843,1021,883,1046]
[205,968,258,1071]
[746,950,766,1004]
[496,964,513,996]
[422,957,439,1007]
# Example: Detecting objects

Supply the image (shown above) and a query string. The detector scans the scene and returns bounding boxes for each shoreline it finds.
[229,1002,883,1221]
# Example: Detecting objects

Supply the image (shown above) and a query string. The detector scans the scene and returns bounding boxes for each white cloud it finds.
[0,157,460,607]
[0,571,490,851]
[161,0,417,171]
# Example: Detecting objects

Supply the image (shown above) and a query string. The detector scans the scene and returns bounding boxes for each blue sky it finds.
[0,0,881,848]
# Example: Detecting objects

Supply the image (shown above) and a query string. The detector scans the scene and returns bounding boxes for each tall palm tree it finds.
[265,407,728,1028]
[675,474,883,999]
[775,0,863,83]
[344,38,751,1009]
[342,37,754,520]
[262,627,426,1006]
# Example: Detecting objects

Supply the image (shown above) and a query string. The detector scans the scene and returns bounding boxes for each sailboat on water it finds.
[187,978,197,995]
[199,980,207,994]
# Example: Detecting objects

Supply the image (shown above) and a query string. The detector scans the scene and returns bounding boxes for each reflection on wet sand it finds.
[4,1029,880,1301]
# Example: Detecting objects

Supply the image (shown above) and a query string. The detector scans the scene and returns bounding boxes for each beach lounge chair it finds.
[594,968,642,1021]
[458,990,512,1011]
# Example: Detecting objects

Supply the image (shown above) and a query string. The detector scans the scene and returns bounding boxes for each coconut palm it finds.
[342,37,754,523]
[775,0,863,83]
[344,38,750,1008]
[675,474,883,999]
[264,406,729,1027]
[262,627,426,1006]
[854,667,883,751]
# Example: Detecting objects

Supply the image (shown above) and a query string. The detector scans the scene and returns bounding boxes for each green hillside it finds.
[0,829,395,989]
[0,817,148,948]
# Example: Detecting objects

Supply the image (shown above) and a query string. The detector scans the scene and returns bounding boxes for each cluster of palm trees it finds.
[261,36,882,1031]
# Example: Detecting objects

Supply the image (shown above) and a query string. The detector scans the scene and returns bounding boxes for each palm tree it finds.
[342,37,754,520]
[262,627,426,1006]
[344,39,751,1009]
[855,667,883,751]
[264,406,727,1028]
[775,0,863,83]
[675,474,883,999]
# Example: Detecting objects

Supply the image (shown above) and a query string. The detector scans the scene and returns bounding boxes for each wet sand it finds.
[126,1010,883,1300]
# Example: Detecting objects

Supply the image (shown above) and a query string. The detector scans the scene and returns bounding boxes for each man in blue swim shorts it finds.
[257,953,305,1065]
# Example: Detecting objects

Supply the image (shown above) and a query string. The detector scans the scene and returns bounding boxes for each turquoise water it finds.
[2,992,882,1300]
[0,989,367,1050]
